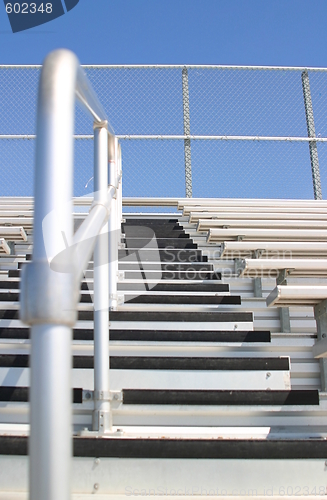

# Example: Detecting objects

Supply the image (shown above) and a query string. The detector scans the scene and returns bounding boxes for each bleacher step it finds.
[124,238,197,249]
[116,282,228,292]
[0,328,270,342]
[119,249,208,262]
[123,294,241,305]
[123,389,319,406]
[1,433,327,459]
[81,311,253,323]
[0,355,288,371]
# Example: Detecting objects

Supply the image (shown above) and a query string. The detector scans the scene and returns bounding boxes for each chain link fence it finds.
[1,65,327,199]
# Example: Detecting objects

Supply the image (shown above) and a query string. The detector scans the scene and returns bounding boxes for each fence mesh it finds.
[1,65,327,199]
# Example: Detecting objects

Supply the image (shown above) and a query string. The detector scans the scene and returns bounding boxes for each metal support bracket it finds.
[277,269,291,286]
[92,388,123,433]
[252,250,264,297]
[7,241,15,255]
[253,277,263,298]
[234,258,244,277]
[83,390,122,405]
[110,390,123,406]
[313,299,327,390]
[252,249,264,259]
[276,272,291,333]
[117,294,124,306]
[279,307,291,334]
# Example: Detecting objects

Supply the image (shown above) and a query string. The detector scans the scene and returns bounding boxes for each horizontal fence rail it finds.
[2,64,327,199]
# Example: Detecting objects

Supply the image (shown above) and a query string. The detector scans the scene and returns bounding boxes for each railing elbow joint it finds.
[93,120,108,130]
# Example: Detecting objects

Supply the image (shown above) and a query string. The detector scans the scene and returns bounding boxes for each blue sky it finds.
[2,1,327,201]
[1,0,327,66]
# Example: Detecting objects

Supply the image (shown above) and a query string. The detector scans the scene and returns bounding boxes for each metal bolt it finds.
[266,372,271,378]
[94,458,100,465]
[94,483,99,490]
[113,394,119,400]
[85,392,91,400]
[234,324,238,329]
[325,460,327,466]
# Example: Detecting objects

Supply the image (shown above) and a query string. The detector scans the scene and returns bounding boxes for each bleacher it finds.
[0,197,327,497]
[2,51,327,498]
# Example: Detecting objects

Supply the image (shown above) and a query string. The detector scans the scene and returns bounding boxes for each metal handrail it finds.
[19,49,121,500]
[3,134,327,142]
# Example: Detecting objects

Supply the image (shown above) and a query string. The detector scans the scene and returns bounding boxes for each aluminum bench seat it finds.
[0,196,92,208]
[0,211,33,217]
[218,241,327,259]
[189,211,327,223]
[266,286,327,307]
[178,198,327,210]
[207,228,327,242]
[237,258,327,278]
[198,218,327,232]
[0,218,34,228]
[0,239,11,256]
[0,227,27,241]
[0,214,87,230]
[183,205,327,216]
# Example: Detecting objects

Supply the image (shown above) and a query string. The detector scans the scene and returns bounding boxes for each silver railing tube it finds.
[92,125,111,432]
[108,137,119,310]
[117,143,123,226]
[19,49,119,500]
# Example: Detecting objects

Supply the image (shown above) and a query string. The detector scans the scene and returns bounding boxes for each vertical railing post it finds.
[19,49,114,500]
[301,69,323,200]
[108,136,119,310]
[21,50,79,500]
[182,67,193,198]
[117,143,123,226]
[92,124,111,432]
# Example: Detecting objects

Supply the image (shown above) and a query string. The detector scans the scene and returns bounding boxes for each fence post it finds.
[182,67,193,198]
[301,69,322,200]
